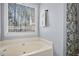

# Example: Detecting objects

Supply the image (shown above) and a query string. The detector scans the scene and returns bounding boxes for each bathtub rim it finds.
[21,46,53,56]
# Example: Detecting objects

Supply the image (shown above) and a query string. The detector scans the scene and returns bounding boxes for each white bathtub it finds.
[0,37,53,56]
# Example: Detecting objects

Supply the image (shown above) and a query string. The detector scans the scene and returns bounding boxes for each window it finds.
[8,3,35,32]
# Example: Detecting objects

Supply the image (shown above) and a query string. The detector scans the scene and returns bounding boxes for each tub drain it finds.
[1,54,4,56]
[3,49,7,52]
[23,52,26,54]
[22,43,25,46]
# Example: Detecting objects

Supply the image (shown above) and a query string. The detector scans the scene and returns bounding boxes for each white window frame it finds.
[4,3,38,37]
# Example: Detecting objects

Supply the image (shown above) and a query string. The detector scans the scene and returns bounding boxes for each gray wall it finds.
[39,3,66,56]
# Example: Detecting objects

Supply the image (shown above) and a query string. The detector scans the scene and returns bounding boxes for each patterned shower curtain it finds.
[66,3,79,56]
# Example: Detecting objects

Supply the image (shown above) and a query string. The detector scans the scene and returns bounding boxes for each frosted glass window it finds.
[8,3,35,32]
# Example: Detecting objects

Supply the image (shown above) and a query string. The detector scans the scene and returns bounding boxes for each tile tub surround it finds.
[0,37,53,56]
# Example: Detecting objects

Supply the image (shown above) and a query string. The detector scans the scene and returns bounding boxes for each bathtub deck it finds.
[0,37,53,56]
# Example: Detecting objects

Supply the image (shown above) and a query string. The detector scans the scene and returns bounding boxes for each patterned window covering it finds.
[66,3,79,56]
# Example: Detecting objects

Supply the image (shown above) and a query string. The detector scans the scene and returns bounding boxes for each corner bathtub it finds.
[0,37,53,56]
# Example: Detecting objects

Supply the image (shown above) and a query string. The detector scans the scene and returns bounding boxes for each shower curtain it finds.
[66,3,79,56]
